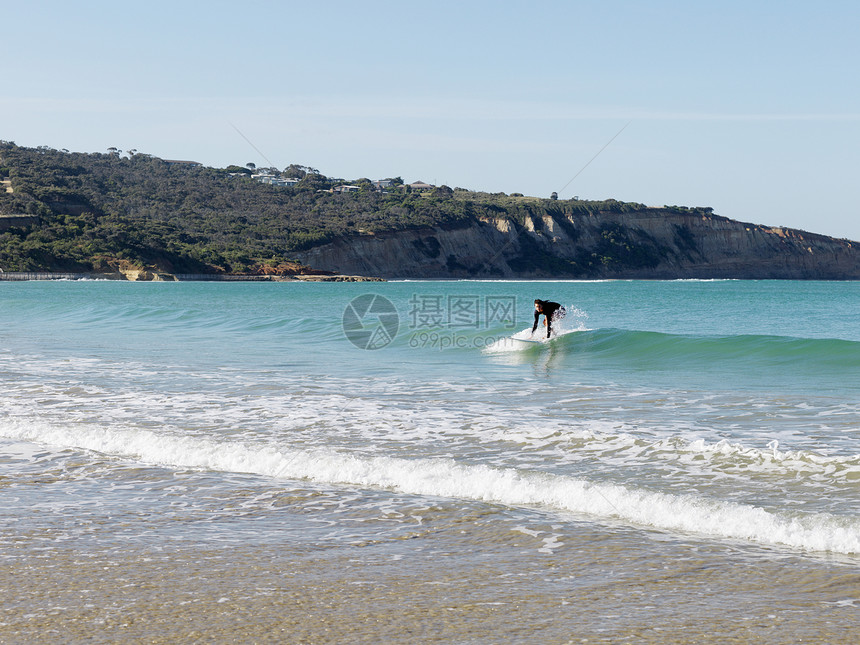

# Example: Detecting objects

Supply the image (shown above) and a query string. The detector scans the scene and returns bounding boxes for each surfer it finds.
[532,299,565,339]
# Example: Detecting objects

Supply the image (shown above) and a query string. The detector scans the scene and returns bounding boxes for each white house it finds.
[253,174,300,187]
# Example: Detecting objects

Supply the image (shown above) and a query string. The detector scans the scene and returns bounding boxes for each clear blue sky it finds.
[3,0,859,240]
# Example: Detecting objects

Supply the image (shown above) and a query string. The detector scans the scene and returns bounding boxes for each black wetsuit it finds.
[533,300,565,338]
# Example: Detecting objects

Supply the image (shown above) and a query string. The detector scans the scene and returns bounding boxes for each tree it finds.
[284,164,317,179]
[300,173,332,190]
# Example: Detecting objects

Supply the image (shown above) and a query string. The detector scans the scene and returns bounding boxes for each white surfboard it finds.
[510,334,554,345]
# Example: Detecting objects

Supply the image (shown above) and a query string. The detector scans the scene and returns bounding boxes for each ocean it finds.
[1,279,858,643]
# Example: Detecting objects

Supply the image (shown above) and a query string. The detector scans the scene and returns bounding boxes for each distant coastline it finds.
[0,271,384,282]
[2,142,858,281]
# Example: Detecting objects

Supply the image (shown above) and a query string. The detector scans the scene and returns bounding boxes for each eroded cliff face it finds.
[294,208,860,280]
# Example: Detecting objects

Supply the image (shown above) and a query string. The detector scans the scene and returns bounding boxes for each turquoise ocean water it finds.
[1,280,858,642]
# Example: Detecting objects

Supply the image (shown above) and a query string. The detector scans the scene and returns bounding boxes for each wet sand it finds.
[3,526,857,644]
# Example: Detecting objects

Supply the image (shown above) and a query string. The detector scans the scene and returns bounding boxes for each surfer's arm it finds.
[532,310,539,333]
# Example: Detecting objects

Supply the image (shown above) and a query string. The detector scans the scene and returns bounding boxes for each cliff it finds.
[294,208,860,280]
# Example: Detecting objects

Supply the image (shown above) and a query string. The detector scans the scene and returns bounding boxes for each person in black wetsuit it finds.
[532,299,565,338]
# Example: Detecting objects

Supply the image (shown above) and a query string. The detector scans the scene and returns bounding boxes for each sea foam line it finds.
[679,437,860,469]
[3,420,859,555]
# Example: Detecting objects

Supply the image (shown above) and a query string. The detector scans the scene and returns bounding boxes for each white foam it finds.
[494,420,860,482]
[673,437,860,477]
[3,357,857,485]
[482,328,543,353]
[3,419,858,555]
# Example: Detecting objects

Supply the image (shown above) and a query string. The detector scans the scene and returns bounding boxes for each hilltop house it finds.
[407,181,434,192]
[252,174,300,187]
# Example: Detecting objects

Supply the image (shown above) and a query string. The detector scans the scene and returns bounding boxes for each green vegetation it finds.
[0,142,705,275]
[0,143,469,272]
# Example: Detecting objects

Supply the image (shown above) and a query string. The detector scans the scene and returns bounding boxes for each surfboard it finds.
[511,335,553,345]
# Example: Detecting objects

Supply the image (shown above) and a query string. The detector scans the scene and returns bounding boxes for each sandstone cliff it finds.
[294,207,860,280]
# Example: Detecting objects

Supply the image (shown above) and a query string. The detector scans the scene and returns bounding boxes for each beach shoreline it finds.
[0,271,384,282]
